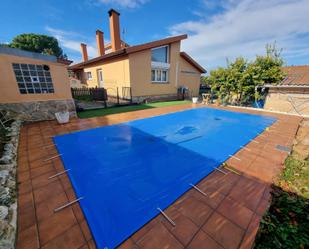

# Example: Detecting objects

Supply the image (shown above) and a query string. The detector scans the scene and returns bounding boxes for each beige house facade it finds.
[0,46,75,120]
[264,66,309,116]
[69,9,206,102]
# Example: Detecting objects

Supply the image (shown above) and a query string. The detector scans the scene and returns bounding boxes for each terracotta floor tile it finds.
[228,177,265,211]
[18,159,29,173]
[17,225,40,249]
[80,219,92,242]
[71,203,85,223]
[51,158,65,172]
[161,206,199,246]
[18,191,33,208]
[137,222,183,249]
[255,198,270,216]
[239,214,261,249]
[187,230,224,249]
[29,158,49,170]
[176,196,213,227]
[18,170,30,183]
[33,180,64,204]
[245,164,275,183]
[217,197,254,229]
[203,212,244,249]
[78,245,90,249]
[41,224,85,249]
[31,170,60,190]
[131,218,159,243]
[18,180,32,195]
[35,192,68,222]
[30,163,56,179]
[87,239,97,249]
[58,174,72,190]
[45,147,59,156]
[28,148,48,162]
[188,187,225,210]
[18,194,36,232]
[117,238,138,249]
[262,185,272,200]
[38,208,77,245]
[197,172,240,196]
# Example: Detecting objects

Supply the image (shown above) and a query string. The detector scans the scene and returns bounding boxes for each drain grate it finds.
[276,145,291,152]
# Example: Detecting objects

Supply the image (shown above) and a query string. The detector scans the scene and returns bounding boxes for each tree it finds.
[204,43,285,106]
[4,33,67,58]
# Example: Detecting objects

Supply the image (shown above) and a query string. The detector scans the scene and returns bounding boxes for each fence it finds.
[105,87,132,106]
[72,87,132,109]
[71,87,107,102]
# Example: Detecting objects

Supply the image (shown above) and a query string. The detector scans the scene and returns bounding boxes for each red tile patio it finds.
[16,104,302,249]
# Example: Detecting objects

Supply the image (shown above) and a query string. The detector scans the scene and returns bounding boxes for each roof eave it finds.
[262,84,309,88]
[69,34,188,70]
[180,52,206,74]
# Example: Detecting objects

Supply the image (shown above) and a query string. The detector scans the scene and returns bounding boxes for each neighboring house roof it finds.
[0,46,72,65]
[280,66,309,86]
[69,34,187,70]
[180,52,206,73]
[105,40,129,50]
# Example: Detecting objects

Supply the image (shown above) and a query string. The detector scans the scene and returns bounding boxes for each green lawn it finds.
[77,100,191,119]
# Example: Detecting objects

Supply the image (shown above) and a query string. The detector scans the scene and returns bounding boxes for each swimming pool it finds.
[54,107,276,249]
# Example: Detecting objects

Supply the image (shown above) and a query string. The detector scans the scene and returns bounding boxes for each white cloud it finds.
[46,26,98,61]
[170,0,309,70]
[94,0,149,8]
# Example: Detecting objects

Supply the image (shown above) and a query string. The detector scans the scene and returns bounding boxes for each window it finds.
[151,46,169,63]
[151,69,168,83]
[12,63,54,94]
[86,72,92,80]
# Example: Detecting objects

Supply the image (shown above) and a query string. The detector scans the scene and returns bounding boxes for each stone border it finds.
[226,104,309,118]
[0,120,21,249]
[0,99,77,121]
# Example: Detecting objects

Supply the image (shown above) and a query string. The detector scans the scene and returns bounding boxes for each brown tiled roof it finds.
[105,40,129,50]
[280,66,309,86]
[180,52,206,73]
[69,34,187,70]
[57,58,73,65]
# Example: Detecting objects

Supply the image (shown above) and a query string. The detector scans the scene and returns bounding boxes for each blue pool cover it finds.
[53,108,276,249]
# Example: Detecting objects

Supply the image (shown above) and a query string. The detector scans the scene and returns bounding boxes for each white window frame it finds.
[86,71,92,80]
[151,68,169,83]
[151,45,169,64]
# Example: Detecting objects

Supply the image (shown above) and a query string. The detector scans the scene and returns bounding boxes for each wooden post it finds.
[130,87,133,103]
[117,87,120,105]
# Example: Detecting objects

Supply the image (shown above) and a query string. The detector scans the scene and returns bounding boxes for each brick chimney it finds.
[108,9,121,52]
[96,30,105,56]
[80,43,88,61]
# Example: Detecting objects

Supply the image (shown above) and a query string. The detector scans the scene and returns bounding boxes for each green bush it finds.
[254,186,309,249]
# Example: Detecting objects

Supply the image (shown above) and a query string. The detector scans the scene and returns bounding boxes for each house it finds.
[263,66,309,115]
[0,46,76,120]
[69,9,206,103]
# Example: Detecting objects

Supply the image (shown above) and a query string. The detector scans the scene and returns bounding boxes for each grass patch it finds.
[254,186,309,249]
[278,155,309,198]
[77,100,191,119]
[74,95,93,102]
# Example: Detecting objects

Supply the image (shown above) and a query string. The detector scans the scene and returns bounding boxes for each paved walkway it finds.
[16,104,302,249]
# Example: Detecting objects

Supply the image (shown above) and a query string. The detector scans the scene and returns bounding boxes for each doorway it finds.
[97,69,104,87]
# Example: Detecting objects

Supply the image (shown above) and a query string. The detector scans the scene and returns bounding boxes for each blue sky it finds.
[1,0,309,70]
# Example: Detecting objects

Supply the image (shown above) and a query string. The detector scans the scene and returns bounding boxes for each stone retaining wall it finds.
[0,99,76,121]
[0,120,21,249]
[132,94,179,104]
